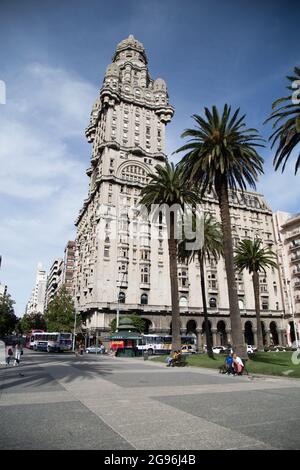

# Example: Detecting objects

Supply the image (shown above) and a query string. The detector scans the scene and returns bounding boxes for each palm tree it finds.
[139,162,199,351]
[178,213,223,357]
[234,238,278,351]
[174,104,264,357]
[264,66,300,174]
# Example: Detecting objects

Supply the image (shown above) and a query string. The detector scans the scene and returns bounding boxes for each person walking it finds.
[6,346,14,366]
[14,343,22,366]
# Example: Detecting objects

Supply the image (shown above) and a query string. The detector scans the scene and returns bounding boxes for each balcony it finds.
[140,282,150,290]
[179,285,189,292]
[286,228,300,240]
[260,285,269,294]
[117,279,128,289]
[117,255,129,263]
[289,241,300,252]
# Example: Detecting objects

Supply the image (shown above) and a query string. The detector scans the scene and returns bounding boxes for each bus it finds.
[25,330,45,349]
[137,334,197,355]
[47,332,72,352]
[27,332,73,352]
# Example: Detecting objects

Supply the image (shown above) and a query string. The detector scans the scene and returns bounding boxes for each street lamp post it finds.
[72,312,77,352]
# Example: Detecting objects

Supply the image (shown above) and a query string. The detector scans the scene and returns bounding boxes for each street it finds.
[0,350,300,450]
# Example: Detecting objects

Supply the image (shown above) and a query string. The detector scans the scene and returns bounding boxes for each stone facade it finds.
[273,211,300,345]
[45,258,63,309]
[45,241,76,308]
[74,35,286,348]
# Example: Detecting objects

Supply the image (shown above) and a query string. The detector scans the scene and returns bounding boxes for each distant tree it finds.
[0,294,18,336]
[19,312,47,334]
[44,286,76,332]
[139,162,199,351]
[234,238,278,351]
[110,315,146,334]
[178,213,223,357]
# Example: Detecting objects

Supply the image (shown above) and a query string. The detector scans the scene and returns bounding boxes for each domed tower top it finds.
[112,34,148,65]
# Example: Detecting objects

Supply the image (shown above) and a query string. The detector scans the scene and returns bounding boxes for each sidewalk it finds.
[1,351,300,449]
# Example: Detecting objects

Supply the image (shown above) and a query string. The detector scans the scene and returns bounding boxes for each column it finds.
[278,328,285,346]
[196,329,203,351]
[211,328,218,347]
[265,330,271,347]
[252,328,258,348]
[227,329,232,347]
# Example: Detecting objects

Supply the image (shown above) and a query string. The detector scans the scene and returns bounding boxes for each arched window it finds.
[238,298,245,310]
[179,296,188,308]
[118,292,125,304]
[121,164,149,184]
[141,293,148,305]
[209,297,217,308]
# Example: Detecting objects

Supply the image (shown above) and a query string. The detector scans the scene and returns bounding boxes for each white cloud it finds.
[0,63,98,315]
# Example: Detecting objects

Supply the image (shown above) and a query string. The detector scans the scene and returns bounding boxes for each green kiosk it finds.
[110,317,142,357]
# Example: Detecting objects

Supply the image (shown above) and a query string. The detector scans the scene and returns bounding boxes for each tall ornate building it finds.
[74,35,286,348]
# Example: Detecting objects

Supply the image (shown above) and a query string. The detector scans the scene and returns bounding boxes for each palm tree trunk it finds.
[199,257,214,358]
[252,271,264,351]
[167,211,181,351]
[216,179,247,358]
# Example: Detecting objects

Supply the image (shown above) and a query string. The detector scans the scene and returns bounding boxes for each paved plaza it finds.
[0,351,300,450]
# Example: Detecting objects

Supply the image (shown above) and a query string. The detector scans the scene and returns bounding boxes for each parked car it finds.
[181,345,196,354]
[212,346,227,354]
[269,346,286,352]
[85,346,102,354]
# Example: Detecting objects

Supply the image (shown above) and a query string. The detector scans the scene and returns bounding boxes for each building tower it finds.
[75,35,286,348]
[26,263,47,315]
[74,35,174,331]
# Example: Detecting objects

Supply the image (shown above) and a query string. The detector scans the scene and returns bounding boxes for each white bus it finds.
[47,332,73,352]
[30,332,72,352]
[137,334,197,355]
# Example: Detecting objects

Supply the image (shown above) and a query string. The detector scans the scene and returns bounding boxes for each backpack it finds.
[8,348,13,356]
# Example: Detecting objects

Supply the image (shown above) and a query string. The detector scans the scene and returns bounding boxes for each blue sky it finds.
[0,0,299,315]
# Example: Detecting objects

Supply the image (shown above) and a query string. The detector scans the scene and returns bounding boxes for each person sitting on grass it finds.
[225,352,234,374]
[233,353,244,375]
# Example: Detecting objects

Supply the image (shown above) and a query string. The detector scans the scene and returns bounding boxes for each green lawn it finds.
[152,351,300,378]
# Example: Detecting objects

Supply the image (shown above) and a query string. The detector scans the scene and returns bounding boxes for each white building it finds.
[74,35,286,348]
[273,211,300,345]
[26,263,47,315]
[44,258,63,309]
